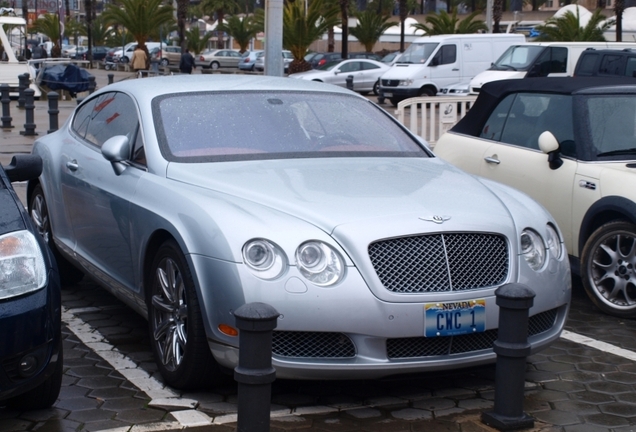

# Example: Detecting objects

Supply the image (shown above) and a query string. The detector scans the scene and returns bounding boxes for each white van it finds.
[113,42,162,63]
[469,41,636,94]
[379,33,525,106]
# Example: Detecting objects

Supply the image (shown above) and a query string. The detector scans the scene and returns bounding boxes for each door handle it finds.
[452,68,459,71]
[484,156,500,164]
[66,160,79,171]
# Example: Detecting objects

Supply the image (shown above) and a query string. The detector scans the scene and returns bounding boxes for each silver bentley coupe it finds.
[28,75,571,389]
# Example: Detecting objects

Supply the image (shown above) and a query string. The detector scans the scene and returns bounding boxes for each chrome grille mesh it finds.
[386,308,558,359]
[272,331,355,358]
[368,233,508,293]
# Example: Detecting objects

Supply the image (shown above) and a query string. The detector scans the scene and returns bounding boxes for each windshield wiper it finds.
[597,148,636,157]
[494,64,517,71]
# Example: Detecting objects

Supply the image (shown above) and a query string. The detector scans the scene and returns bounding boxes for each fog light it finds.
[18,355,38,377]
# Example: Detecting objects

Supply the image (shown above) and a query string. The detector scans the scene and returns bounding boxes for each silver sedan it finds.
[28,75,571,389]
[195,49,241,69]
[289,58,390,95]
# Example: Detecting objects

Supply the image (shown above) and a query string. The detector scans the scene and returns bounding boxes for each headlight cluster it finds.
[520,224,563,271]
[399,79,414,86]
[0,230,47,300]
[242,239,345,286]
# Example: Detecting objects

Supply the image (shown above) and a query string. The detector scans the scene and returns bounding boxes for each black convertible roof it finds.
[451,77,636,136]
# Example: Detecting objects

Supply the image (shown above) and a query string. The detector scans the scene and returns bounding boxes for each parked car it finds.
[112,42,162,63]
[29,74,570,388]
[238,50,263,71]
[61,44,77,57]
[195,49,241,69]
[309,52,343,69]
[0,155,63,409]
[437,80,471,96]
[75,46,110,61]
[253,50,293,73]
[289,58,389,95]
[380,51,402,66]
[435,77,636,318]
[574,48,636,78]
[158,45,182,66]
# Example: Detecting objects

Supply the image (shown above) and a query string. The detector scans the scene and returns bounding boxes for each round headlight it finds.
[520,229,545,271]
[545,224,562,260]
[296,241,344,286]
[242,239,286,280]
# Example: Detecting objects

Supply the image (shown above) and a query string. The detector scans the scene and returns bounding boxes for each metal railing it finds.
[395,95,477,147]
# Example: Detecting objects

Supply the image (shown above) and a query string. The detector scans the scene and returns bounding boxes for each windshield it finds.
[154,91,428,162]
[397,43,438,64]
[491,45,545,71]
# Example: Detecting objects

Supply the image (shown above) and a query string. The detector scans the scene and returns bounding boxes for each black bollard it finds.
[20,89,38,136]
[88,76,97,93]
[481,283,535,431]
[234,302,279,432]
[17,73,30,109]
[47,91,59,133]
[108,73,114,85]
[346,75,354,91]
[1,84,13,129]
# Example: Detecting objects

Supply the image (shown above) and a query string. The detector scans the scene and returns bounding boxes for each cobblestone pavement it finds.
[1,68,636,432]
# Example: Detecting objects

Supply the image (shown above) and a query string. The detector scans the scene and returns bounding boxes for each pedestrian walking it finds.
[179,49,196,74]
[132,45,147,76]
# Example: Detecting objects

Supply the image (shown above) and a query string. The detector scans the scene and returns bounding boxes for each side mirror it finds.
[102,135,130,175]
[5,154,43,182]
[430,57,439,67]
[334,69,340,75]
[538,131,563,170]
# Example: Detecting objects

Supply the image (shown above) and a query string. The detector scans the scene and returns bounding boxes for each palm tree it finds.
[350,11,396,53]
[32,14,62,57]
[534,8,614,41]
[105,28,135,49]
[412,9,487,35]
[283,0,340,74]
[82,16,113,46]
[102,0,175,51]
[177,0,188,51]
[186,26,213,55]
[200,0,239,49]
[218,14,260,53]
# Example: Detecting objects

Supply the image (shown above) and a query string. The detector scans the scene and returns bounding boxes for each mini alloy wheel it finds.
[581,221,636,318]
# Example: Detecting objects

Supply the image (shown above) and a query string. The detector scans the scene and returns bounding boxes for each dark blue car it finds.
[0,155,62,409]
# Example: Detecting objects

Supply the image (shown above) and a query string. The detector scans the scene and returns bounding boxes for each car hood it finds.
[166,157,516,236]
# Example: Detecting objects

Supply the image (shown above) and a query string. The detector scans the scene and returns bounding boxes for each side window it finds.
[71,97,99,140]
[599,54,624,75]
[480,94,515,141]
[362,61,380,70]
[550,47,567,73]
[576,53,598,76]
[84,92,140,151]
[439,45,457,65]
[625,57,636,77]
[339,62,361,73]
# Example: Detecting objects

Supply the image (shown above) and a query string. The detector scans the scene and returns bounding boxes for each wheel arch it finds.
[419,84,438,97]
[579,196,636,257]
[142,229,178,304]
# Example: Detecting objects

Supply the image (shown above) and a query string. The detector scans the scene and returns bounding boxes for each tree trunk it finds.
[178,0,188,51]
[217,10,225,49]
[399,0,407,52]
[493,0,502,33]
[340,0,349,59]
[616,0,624,42]
[328,27,335,52]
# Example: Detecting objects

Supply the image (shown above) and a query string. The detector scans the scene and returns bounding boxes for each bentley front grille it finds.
[386,308,558,359]
[272,331,356,358]
[368,233,509,293]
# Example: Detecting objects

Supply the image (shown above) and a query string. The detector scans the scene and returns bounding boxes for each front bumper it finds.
[0,274,62,401]
[192,254,571,380]
[379,87,420,99]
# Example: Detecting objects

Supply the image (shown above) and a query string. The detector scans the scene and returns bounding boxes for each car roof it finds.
[452,77,636,136]
[89,74,362,102]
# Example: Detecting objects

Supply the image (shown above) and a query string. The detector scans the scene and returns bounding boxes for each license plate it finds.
[425,299,486,337]
[383,92,393,97]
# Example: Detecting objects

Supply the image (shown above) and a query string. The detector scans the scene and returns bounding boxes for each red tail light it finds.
[199,56,204,61]
[318,59,326,66]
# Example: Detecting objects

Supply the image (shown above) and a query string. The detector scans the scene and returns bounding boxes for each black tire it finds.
[120,56,129,64]
[419,87,435,97]
[373,80,379,96]
[581,221,636,318]
[389,97,402,107]
[7,345,63,410]
[29,185,84,286]
[147,240,221,389]
[160,58,169,66]
[211,61,220,70]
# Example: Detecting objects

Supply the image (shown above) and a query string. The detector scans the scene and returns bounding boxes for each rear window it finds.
[576,53,598,76]
[153,91,428,162]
